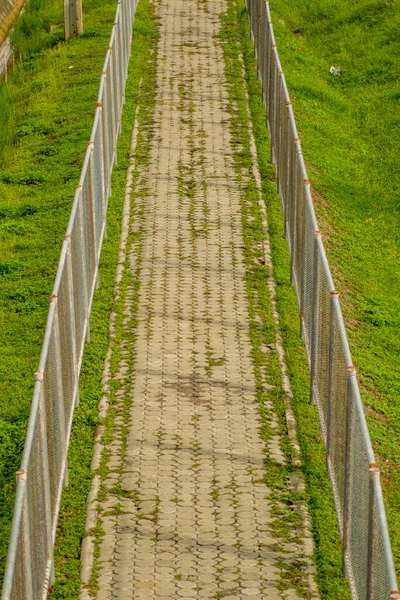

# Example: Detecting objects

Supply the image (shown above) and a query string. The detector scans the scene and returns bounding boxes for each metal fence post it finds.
[275,77,282,191]
[283,105,291,237]
[289,141,298,285]
[326,291,338,468]
[342,367,356,576]
[76,189,91,344]
[280,96,287,201]
[97,102,108,221]
[367,466,379,599]
[64,237,79,407]
[264,15,271,112]
[113,19,122,138]
[259,3,266,95]
[247,0,252,40]
[255,0,258,41]
[310,231,320,404]
[2,479,25,600]
[36,374,55,586]
[255,0,260,61]
[299,180,309,339]
[109,44,118,164]
[51,296,68,488]
[21,489,33,600]
[87,143,99,262]
[372,472,400,599]
[105,54,116,167]
[278,90,285,197]
[269,52,276,163]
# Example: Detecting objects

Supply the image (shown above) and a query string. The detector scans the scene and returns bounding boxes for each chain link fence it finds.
[0,33,11,77]
[245,1,399,599]
[1,0,138,598]
[0,0,16,77]
[0,0,14,21]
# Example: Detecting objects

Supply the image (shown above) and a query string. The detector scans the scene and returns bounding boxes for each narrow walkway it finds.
[88,0,317,598]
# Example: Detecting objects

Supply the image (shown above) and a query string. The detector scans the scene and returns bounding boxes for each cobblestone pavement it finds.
[87,0,318,598]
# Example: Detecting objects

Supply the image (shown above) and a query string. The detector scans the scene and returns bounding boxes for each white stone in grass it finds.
[330,66,341,75]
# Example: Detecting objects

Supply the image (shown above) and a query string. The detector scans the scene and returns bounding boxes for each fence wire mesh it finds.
[0,0,14,21]
[0,0,17,77]
[0,33,12,77]
[1,0,138,598]
[246,0,398,598]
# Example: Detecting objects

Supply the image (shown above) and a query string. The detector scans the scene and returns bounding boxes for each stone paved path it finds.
[87,0,318,598]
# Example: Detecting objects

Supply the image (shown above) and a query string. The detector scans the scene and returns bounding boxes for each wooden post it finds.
[64,0,83,40]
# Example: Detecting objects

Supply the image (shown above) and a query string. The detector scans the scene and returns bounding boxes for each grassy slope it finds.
[267,0,400,576]
[0,0,145,585]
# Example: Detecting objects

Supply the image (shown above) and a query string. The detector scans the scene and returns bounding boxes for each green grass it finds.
[0,0,156,590]
[266,0,400,577]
